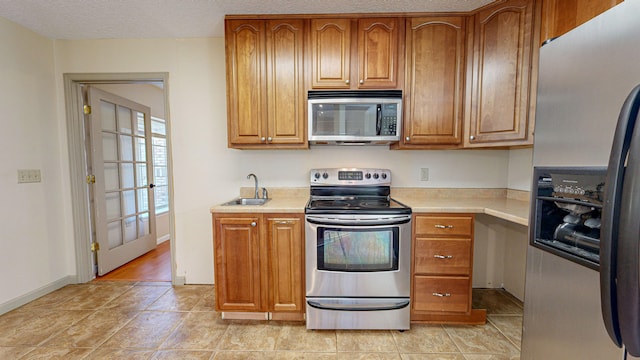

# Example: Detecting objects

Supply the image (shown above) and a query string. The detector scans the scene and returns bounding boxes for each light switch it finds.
[17,169,41,183]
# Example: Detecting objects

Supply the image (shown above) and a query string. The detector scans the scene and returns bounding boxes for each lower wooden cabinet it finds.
[411,214,486,324]
[213,212,304,320]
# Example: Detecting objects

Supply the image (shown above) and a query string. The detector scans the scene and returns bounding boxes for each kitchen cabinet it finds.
[225,19,307,149]
[464,0,540,147]
[399,16,466,148]
[213,213,304,320]
[411,214,486,324]
[540,0,623,45]
[310,18,403,89]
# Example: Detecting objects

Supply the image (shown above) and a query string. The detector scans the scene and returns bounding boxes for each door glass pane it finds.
[121,163,134,189]
[137,188,149,212]
[120,135,133,161]
[138,213,150,237]
[124,216,137,243]
[136,164,148,187]
[136,111,146,136]
[123,190,136,216]
[104,162,119,191]
[118,106,132,134]
[135,137,146,162]
[107,220,123,250]
[102,133,118,161]
[151,118,165,135]
[105,192,121,219]
[100,100,116,131]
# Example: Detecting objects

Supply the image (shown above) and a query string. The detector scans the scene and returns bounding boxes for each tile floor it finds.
[0,283,523,359]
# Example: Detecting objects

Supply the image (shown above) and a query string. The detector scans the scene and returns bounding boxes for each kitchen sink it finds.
[222,197,269,206]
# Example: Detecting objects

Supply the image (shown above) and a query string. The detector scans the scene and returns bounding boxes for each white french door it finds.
[87,86,156,275]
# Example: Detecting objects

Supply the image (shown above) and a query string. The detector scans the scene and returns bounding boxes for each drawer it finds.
[414,238,471,275]
[413,276,470,313]
[414,215,473,236]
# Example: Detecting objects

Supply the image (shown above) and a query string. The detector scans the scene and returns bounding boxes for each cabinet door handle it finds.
[434,224,454,229]
[359,79,364,84]
[470,135,476,140]
[433,255,453,259]
[405,136,410,142]
[267,137,272,142]
[345,80,350,84]
[260,137,266,142]
[432,292,451,297]
[250,222,257,227]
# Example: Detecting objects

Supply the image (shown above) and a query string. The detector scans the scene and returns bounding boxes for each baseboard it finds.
[174,275,186,286]
[0,275,77,315]
[157,234,170,244]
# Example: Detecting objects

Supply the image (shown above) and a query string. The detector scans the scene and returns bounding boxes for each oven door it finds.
[305,214,412,298]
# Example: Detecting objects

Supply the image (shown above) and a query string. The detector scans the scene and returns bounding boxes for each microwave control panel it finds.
[380,103,398,136]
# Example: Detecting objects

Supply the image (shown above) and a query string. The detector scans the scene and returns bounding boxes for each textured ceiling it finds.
[0,0,494,39]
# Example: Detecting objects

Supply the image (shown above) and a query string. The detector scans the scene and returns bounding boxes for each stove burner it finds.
[309,198,391,209]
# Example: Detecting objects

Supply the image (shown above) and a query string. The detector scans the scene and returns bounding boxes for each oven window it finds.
[317,227,399,272]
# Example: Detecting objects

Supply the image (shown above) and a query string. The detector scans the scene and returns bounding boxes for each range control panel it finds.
[310,168,391,186]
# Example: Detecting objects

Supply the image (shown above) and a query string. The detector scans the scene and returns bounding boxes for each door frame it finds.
[63,72,177,284]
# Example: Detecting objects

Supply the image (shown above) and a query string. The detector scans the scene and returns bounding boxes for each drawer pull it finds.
[435,224,454,229]
[433,254,453,259]
[432,292,451,297]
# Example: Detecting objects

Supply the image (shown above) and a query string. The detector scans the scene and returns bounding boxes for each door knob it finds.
[149,183,155,189]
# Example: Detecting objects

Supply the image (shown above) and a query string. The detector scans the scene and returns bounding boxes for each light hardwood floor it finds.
[94,240,171,282]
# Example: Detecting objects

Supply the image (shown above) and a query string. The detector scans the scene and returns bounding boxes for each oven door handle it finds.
[307,299,410,312]
[306,215,411,226]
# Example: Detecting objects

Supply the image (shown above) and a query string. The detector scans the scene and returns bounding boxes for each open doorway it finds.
[63,73,175,284]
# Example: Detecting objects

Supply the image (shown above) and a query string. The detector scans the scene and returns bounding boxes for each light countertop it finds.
[211,188,530,226]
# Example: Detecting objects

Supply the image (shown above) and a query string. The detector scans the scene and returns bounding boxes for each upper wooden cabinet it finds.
[225,19,307,149]
[311,18,403,89]
[399,16,466,148]
[464,0,540,147]
[540,0,622,44]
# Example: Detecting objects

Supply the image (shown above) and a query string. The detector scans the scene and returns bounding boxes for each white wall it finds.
[52,37,519,285]
[0,17,73,307]
[507,148,533,191]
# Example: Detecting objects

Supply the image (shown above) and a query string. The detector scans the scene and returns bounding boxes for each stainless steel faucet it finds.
[247,173,259,199]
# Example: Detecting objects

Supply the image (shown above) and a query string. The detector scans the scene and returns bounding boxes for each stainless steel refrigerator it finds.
[523,0,640,359]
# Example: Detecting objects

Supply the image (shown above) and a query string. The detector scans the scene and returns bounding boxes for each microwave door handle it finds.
[376,104,382,135]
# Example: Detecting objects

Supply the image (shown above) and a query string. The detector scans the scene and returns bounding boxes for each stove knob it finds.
[365,173,371,179]
[373,173,379,179]
[381,173,387,179]
[314,172,321,179]
[322,172,329,179]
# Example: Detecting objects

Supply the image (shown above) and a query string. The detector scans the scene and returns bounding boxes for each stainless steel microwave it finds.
[308,90,402,145]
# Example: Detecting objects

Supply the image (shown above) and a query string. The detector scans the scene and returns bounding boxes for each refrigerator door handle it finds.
[602,84,640,349]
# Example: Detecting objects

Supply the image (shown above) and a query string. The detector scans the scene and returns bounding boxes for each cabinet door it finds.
[465,0,536,146]
[540,0,622,44]
[266,215,304,314]
[225,20,267,146]
[213,215,265,312]
[311,19,352,89]
[265,20,306,145]
[402,17,465,146]
[357,18,401,89]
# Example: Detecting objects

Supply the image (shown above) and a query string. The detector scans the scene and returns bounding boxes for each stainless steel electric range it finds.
[304,168,412,330]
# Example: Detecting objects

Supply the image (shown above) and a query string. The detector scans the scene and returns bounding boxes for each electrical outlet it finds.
[17,169,41,183]
[420,168,429,181]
